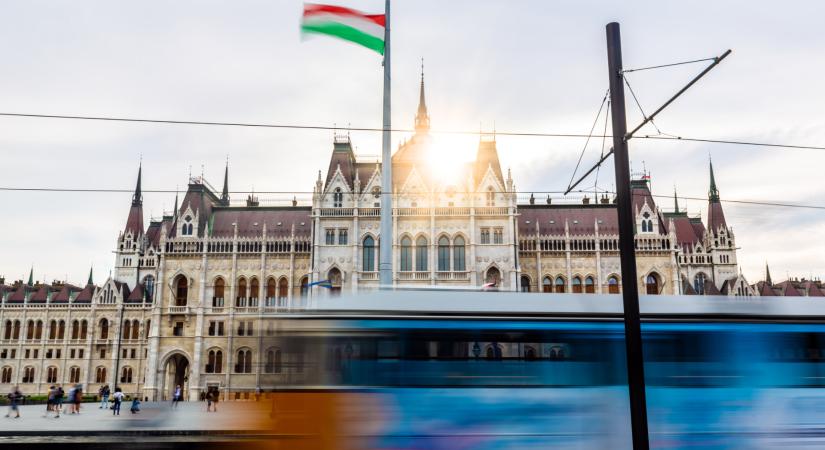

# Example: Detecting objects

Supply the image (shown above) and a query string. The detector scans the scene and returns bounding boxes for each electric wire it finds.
[567,89,610,192]
[621,56,718,73]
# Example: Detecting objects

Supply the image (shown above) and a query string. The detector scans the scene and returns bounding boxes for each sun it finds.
[425,137,474,187]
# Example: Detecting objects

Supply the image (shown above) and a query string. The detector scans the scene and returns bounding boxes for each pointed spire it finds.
[766,262,773,285]
[673,187,680,213]
[132,161,143,206]
[87,266,93,286]
[709,157,720,202]
[27,267,33,287]
[220,157,230,206]
[173,188,179,216]
[415,59,430,134]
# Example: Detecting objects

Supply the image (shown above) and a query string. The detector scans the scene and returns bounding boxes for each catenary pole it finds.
[606,22,650,450]
[379,0,393,287]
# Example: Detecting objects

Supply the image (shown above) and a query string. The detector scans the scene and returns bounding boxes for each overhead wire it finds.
[621,56,718,73]
[566,89,610,192]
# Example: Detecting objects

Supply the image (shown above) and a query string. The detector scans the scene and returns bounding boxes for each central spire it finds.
[132,161,143,206]
[414,58,430,134]
[709,157,720,202]
[221,158,230,206]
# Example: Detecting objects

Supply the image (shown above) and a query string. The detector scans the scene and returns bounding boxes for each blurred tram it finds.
[252,292,825,450]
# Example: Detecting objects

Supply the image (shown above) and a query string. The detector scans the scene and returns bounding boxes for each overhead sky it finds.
[1,0,823,286]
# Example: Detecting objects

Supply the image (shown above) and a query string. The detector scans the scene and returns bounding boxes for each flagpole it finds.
[378,0,393,288]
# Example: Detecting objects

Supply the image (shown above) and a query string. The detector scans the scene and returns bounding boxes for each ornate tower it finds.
[114,164,146,288]
[705,158,738,285]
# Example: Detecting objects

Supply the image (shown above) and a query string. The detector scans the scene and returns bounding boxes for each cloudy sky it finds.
[1,0,823,286]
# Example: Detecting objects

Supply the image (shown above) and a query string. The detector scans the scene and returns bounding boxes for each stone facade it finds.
[0,75,758,400]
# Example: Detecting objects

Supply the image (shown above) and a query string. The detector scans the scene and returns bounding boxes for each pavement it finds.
[0,401,274,436]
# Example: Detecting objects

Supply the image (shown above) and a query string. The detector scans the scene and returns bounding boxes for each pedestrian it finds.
[67,385,76,414]
[99,384,110,409]
[54,385,64,418]
[5,386,21,418]
[171,385,182,408]
[205,389,214,412]
[112,388,123,416]
[44,385,55,418]
[73,384,83,414]
[130,397,140,414]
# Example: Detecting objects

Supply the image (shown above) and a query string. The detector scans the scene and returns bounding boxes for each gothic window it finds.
[46,366,58,383]
[58,320,65,340]
[250,278,260,302]
[237,277,247,306]
[333,188,343,208]
[26,320,33,340]
[278,278,289,299]
[480,228,491,244]
[236,349,252,373]
[175,276,188,306]
[266,278,276,302]
[415,236,428,271]
[214,278,225,306]
[1,367,11,384]
[69,366,80,384]
[646,273,660,295]
[400,236,412,271]
[22,367,35,384]
[120,366,133,383]
[493,228,504,244]
[585,276,595,293]
[123,321,131,340]
[542,276,552,293]
[206,350,223,373]
[694,273,707,295]
[338,229,348,245]
[608,276,620,294]
[485,267,501,286]
[71,320,79,340]
[486,187,495,206]
[362,236,376,272]
[3,321,10,340]
[520,275,531,292]
[300,276,309,298]
[182,216,193,236]
[572,277,583,293]
[99,319,109,340]
[143,275,155,301]
[325,229,335,245]
[132,320,141,339]
[265,348,282,373]
[437,236,450,271]
[372,186,381,198]
[554,276,566,293]
[95,367,107,383]
[453,236,466,271]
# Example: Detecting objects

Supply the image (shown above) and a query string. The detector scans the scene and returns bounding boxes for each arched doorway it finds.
[328,268,342,296]
[485,267,501,287]
[162,353,190,401]
[174,276,188,306]
[646,273,660,295]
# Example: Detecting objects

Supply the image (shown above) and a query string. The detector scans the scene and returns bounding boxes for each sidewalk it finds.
[0,401,273,435]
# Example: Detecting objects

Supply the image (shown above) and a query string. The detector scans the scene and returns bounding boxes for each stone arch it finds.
[520,274,532,292]
[159,350,192,401]
[327,266,343,296]
[644,271,662,295]
[484,264,502,287]
[172,274,189,306]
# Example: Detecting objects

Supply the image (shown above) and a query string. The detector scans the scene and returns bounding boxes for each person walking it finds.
[54,385,64,418]
[112,388,123,416]
[99,384,110,409]
[5,386,21,418]
[171,385,182,408]
[67,385,76,414]
[73,384,83,414]
[44,385,55,418]
[206,389,215,412]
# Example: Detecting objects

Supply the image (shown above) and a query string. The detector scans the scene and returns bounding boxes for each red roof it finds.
[707,200,727,235]
[209,207,312,238]
[124,204,144,237]
[518,204,619,236]
[74,284,96,303]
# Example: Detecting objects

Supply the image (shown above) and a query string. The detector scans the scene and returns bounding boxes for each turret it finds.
[414,60,430,134]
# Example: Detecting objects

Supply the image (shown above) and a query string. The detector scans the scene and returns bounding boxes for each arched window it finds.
[328,268,342,296]
[572,277,583,293]
[694,273,707,295]
[133,320,141,339]
[437,236,450,271]
[206,349,223,373]
[143,275,155,301]
[69,366,81,383]
[237,277,247,306]
[236,349,252,373]
[300,276,309,298]
[278,278,289,299]
[120,366,133,383]
[3,321,10,340]
[400,236,412,271]
[542,276,552,293]
[12,321,20,340]
[123,321,131,340]
[453,236,466,271]
[26,320,33,340]
[646,273,660,295]
[250,278,260,303]
[486,187,495,206]
[214,278,225,305]
[266,278,276,302]
[485,267,501,286]
[608,276,620,294]
[99,319,109,340]
[95,366,107,383]
[1,367,11,384]
[524,346,537,361]
[145,320,151,340]
[58,320,65,340]
[362,236,376,272]
[520,275,531,292]
[486,343,502,360]
[47,366,58,383]
[22,367,35,384]
[415,236,428,271]
[554,276,566,293]
[333,188,343,208]
[175,276,188,306]
[265,348,282,373]
[585,276,595,293]
[71,320,79,340]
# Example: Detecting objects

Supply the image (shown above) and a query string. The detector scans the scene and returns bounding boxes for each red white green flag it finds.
[301,3,386,55]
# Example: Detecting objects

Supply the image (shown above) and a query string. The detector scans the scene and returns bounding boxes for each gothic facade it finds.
[0,76,760,400]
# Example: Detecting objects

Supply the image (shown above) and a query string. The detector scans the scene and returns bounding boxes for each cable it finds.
[621,57,718,74]
[567,90,610,191]
[640,135,825,151]
[2,186,823,211]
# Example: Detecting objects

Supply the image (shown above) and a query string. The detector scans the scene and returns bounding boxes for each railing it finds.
[434,206,472,216]
[319,208,354,217]
[212,297,225,307]
[436,271,471,281]
[398,271,430,281]
[395,207,431,216]
[474,206,510,216]
[359,272,379,281]
[95,338,111,345]
[359,208,380,217]
[49,303,69,308]
[208,307,225,314]
[167,306,189,314]
[234,306,257,314]
[124,303,145,309]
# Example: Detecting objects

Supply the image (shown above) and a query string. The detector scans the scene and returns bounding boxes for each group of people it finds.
[98,384,136,415]
[42,384,84,418]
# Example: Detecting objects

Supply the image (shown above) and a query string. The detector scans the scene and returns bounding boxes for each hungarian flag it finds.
[301,3,386,55]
